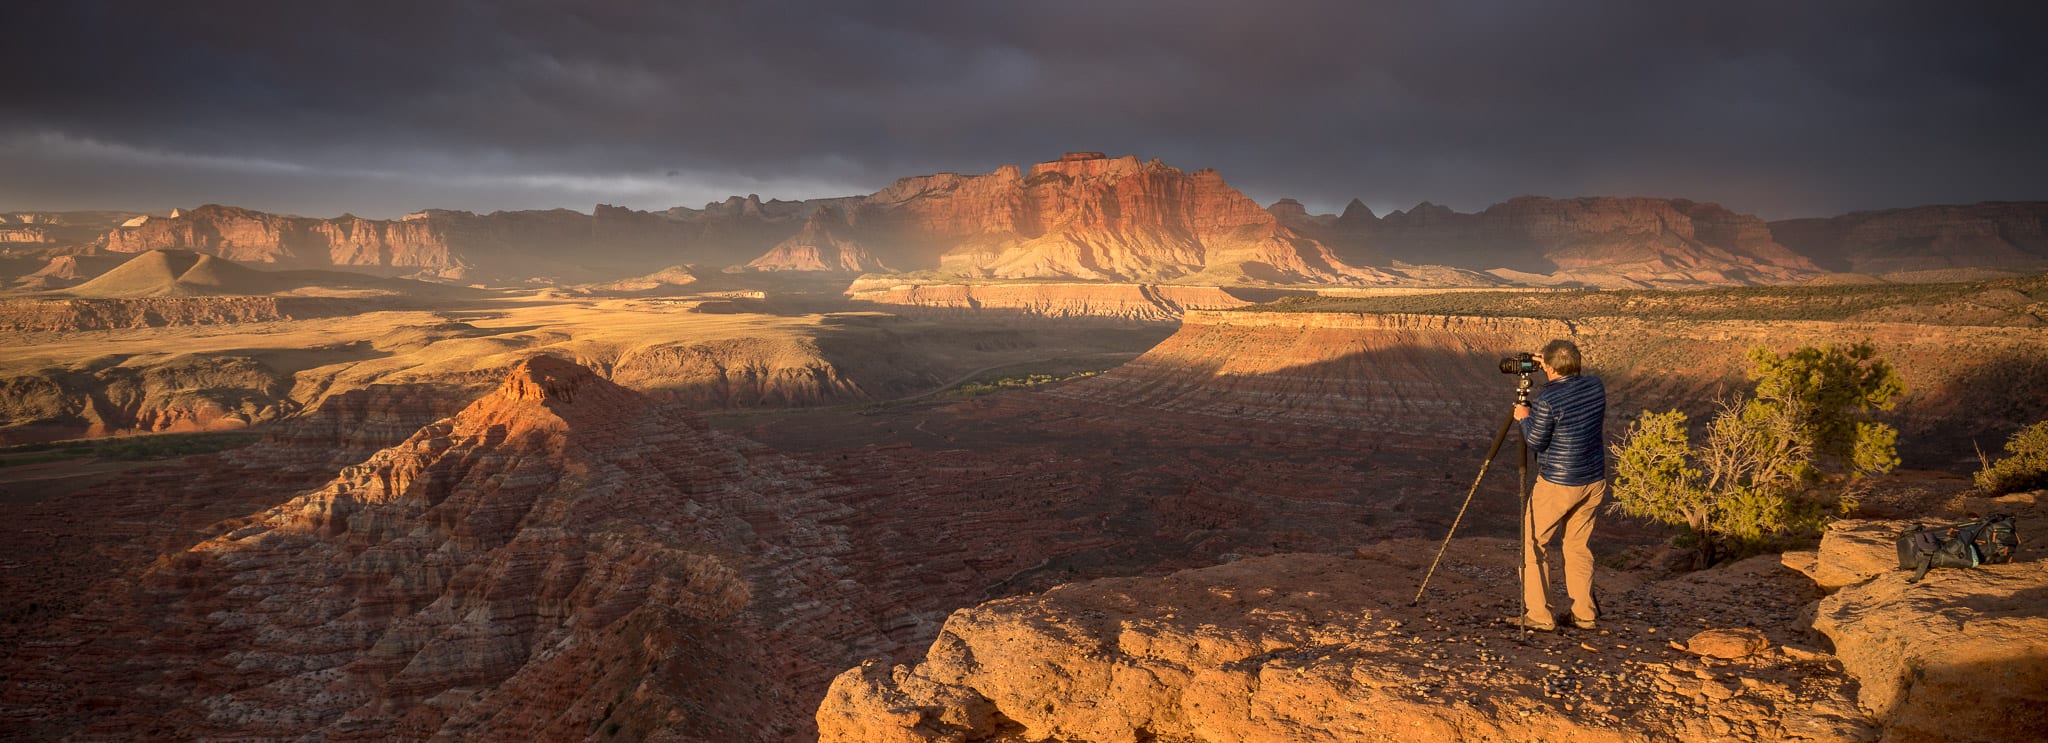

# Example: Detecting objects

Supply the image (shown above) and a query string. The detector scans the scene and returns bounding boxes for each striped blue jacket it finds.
[1523,374,1607,486]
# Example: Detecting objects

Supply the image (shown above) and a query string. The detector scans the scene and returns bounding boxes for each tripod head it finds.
[1515,372,1533,405]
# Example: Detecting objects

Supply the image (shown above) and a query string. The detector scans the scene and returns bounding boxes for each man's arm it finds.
[1521,398,1555,452]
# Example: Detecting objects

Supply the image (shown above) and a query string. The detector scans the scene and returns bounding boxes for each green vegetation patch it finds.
[944,370,1105,398]
[1236,273,2048,324]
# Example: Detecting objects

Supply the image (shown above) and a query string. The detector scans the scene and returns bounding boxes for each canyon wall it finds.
[95,199,834,282]
[843,281,1285,321]
[0,355,299,444]
[73,168,2048,289]
[1281,196,1821,288]
[1049,310,2048,469]
[1769,202,2048,275]
[0,296,364,332]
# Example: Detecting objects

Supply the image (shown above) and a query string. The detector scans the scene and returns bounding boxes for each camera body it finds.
[1499,352,1539,375]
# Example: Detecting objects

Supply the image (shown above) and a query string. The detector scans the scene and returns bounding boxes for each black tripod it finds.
[1411,373,1533,606]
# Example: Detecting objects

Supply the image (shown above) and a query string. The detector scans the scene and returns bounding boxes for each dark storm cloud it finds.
[3,0,2043,218]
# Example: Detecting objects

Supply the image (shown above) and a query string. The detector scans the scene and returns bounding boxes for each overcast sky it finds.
[3,1,2043,220]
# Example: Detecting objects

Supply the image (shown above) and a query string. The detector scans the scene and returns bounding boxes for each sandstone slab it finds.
[1814,560,2048,742]
[819,543,1872,743]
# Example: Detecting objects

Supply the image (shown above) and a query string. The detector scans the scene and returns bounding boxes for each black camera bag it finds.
[1895,514,2021,583]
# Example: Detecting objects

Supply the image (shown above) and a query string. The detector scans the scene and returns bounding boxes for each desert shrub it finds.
[1610,343,1902,567]
[1976,421,2048,495]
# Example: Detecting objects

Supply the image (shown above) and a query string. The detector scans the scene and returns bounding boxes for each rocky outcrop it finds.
[816,481,2047,742]
[818,543,1872,742]
[1049,309,2048,469]
[1769,201,2048,275]
[0,210,138,250]
[0,356,890,740]
[8,254,127,291]
[1807,492,2048,742]
[0,355,298,444]
[749,206,891,272]
[0,296,361,332]
[1316,196,1821,287]
[95,200,842,283]
[0,227,52,244]
[844,281,1292,321]
[610,336,870,407]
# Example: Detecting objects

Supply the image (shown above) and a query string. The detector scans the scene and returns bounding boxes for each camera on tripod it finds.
[1499,352,1539,375]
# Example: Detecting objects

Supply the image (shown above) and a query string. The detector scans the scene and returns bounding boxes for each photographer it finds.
[1509,339,1607,631]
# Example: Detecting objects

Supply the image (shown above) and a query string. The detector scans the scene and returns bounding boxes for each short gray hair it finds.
[1542,339,1582,376]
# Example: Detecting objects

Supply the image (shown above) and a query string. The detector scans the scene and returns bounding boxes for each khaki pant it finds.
[1522,477,1607,625]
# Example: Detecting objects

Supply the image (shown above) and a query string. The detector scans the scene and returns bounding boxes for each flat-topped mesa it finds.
[744,153,1369,282]
[1024,152,1147,180]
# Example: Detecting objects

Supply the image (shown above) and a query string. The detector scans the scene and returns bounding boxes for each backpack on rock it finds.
[1895,514,2021,583]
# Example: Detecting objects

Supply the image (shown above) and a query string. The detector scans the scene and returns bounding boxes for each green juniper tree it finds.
[1610,343,1903,568]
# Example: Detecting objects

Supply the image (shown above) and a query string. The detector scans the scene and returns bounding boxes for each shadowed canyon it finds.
[4,155,2048,741]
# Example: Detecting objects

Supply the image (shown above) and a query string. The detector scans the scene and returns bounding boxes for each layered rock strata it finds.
[97,200,833,282]
[0,357,886,740]
[844,282,1287,321]
[0,296,361,332]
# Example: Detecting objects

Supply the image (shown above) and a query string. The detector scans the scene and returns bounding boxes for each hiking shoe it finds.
[1570,617,1597,630]
[1507,616,1556,632]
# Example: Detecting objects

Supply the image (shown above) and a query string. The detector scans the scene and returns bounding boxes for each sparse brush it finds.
[1974,420,2048,495]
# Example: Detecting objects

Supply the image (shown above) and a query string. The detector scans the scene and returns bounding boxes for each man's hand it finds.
[1513,404,1531,421]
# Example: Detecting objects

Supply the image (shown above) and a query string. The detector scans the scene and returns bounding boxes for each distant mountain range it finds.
[6,153,2046,288]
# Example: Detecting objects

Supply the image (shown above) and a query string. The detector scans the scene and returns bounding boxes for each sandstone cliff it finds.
[95,200,836,283]
[843,281,1292,321]
[749,205,891,272]
[748,155,1388,284]
[1285,196,1821,288]
[817,541,1880,742]
[1769,201,2048,275]
[0,295,367,333]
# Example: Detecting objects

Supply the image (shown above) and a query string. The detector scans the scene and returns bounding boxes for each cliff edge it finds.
[819,490,2048,742]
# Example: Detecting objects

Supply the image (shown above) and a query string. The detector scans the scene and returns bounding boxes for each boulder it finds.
[1685,628,1770,658]
[1813,560,2048,742]
[1812,519,1908,590]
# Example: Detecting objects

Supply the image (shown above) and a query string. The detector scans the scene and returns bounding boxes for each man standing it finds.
[1510,339,1607,631]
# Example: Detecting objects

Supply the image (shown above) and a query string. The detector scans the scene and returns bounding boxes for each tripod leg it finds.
[1411,408,1519,606]
[1518,428,1533,623]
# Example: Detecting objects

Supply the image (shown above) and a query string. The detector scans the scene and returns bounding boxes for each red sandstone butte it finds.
[747,155,1385,283]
